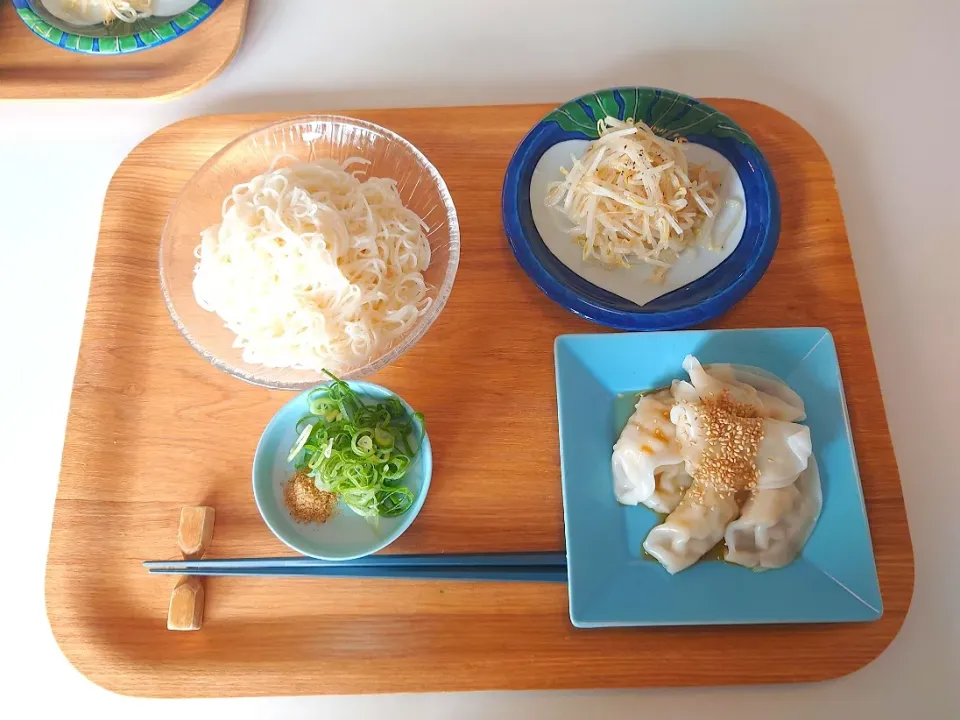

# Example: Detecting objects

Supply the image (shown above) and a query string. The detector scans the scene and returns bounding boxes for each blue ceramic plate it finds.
[12,0,223,55]
[253,382,432,561]
[555,328,881,627]
[503,88,780,330]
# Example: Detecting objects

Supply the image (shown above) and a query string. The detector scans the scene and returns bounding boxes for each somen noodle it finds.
[192,155,432,372]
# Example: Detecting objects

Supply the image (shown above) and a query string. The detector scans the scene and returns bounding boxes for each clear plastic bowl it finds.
[159,115,460,390]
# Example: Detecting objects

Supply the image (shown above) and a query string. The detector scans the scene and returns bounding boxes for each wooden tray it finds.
[0,0,248,100]
[45,101,915,698]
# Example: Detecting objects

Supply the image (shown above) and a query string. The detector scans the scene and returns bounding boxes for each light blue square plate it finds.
[555,327,882,627]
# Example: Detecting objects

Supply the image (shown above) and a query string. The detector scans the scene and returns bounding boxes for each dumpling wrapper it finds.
[672,355,806,422]
[754,419,812,490]
[725,457,823,570]
[642,355,816,574]
[612,392,684,507]
[670,403,812,491]
[670,355,813,490]
[644,464,694,514]
[708,363,806,422]
[643,484,740,574]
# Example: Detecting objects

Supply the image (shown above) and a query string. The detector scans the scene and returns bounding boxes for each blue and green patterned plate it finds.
[12,0,223,55]
[502,87,780,331]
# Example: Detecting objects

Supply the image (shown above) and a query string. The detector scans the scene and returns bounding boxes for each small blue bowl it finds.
[253,382,432,561]
[503,87,780,330]
[555,328,881,627]
[12,0,223,55]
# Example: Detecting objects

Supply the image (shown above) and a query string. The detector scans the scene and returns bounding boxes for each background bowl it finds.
[13,0,222,55]
[160,114,460,389]
[502,87,780,330]
[253,381,432,561]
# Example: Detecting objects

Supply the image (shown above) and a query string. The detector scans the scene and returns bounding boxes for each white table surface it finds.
[1,0,957,716]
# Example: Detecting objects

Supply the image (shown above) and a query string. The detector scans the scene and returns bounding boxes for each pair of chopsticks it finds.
[144,551,568,583]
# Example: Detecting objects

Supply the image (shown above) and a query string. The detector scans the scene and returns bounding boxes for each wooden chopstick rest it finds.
[166,506,215,631]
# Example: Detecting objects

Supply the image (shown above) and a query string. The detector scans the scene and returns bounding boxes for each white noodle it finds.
[192,157,432,373]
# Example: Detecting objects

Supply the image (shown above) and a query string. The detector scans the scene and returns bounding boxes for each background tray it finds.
[0,0,248,99]
[45,101,914,697]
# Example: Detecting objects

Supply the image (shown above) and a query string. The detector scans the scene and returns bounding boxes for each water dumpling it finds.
[672,355,805,422]
[707,362,806,423]
[724,457,823,569]
[671,356,812,491]
[754,418,812,490]
[643,483,739,574]
[612,391,687,510]
[643,464,693,515]
[626,354,820,575]
[670,400,811,491]
[647,359,814,574]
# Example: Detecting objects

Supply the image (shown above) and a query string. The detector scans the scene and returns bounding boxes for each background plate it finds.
[13,0,223,55]
[0,0,247,99]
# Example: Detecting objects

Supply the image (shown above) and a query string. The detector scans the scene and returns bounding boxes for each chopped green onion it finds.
[287,370,424,519]
[287,424,314,462]
[374,426,394,448]
[352,433,375,456]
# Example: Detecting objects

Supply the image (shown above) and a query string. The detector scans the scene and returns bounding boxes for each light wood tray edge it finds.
[151,7,248,102]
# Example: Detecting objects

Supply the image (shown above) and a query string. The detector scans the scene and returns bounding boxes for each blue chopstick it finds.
[145,564,568,583]
[143,551,567,572]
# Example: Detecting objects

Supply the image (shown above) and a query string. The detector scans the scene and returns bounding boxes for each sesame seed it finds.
[687,390,764,499]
